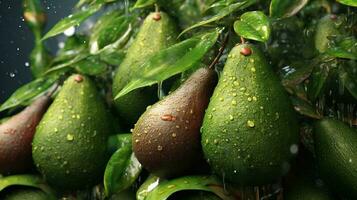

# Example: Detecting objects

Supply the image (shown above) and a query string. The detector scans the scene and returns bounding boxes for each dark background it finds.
[0,0,77,103]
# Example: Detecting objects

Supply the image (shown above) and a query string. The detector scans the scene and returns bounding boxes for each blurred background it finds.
[0,0,77,103]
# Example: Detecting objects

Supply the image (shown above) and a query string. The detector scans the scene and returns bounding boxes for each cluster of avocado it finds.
[0,8,356,200]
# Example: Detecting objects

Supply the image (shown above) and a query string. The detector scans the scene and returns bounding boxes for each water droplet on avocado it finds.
[66,134,74,141]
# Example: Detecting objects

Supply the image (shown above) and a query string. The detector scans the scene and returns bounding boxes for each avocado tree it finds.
[0,0,356,199]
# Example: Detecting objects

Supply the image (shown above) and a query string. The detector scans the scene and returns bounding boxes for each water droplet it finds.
[231,100,237,106]
[247,120,255,128]
[157,145,163,151]
[54,128,58,133]
[250,67,256,72]
[171,133,177,137]
[66,134,74,141]
[167,185,175,189]
[252,96,257,101]
[247,97,252,102]
[229,115,234,121]
[214,139,218,144]
[135,139,140,143]
[349,158,353,163]
[64,26,75,36]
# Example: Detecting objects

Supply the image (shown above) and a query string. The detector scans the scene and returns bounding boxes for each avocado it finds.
[314,14,343,53]
[0,95,50,175]
[314,118,357,198]
[32,74,112,190]
[201,44,299,185]
[112,11,178,127]
[133,68,217,178]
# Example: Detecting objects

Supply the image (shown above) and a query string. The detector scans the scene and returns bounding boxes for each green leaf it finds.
[0,75,59,112]
[0,174,56,199]
[326,36,357,60]
[270,0,309,19]
[233,11,271,42]
[89,11,133,53]
[339,60,357,100]
[180,0,257,36]
[134,0,156,8]
[281,61,314,89]
[143,176,235,200]
[107,133,132,154]
[290,97,322,119]
[137,175,160,200]
[99,49,126,66]
[114,29,220,100]
[104,136,142,196]
[45,53,89,75]
[42,3,102,40]
[336,0,357,7]
[73,55,108,75]
[307,62,330,101]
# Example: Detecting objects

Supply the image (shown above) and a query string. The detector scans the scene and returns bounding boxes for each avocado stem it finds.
[208,32,229,70]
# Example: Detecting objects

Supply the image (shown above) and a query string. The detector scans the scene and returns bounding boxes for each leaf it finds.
[270,0,309,19]
[339,60,357,100]
[134,0,156,8]
[143,176,235,200]
[99,49,126,66]
[104,136,142,196]
[233,11,271,42]
[326,36,357,60]
[114,29,220,100]
[336,0,357,7]
[44,53,89,75]
[42,3,102,40]
[307,62,331,101]
[89,11,133,53]
[107,133,132,154]
[281,61,314,88]
[0,75,59,112]
[137,175,160,200]
[0,174,56,199]
[290,97,322,119]
[73,55,108,75]
[180,0,257,36]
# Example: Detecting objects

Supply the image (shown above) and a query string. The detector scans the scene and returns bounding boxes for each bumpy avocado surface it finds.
[32,74,112,190]
[314,118,357,198]
[112,11,178,126]
[133,68,217,178]
[202,44,299,185]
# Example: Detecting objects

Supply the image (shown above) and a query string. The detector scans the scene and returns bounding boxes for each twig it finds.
[208,32,230,70]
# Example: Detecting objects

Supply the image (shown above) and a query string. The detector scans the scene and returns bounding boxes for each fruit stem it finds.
[208,32,229,70]
[240,36,246,44]
[154,3,159,12]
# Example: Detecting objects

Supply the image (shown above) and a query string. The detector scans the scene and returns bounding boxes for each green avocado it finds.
[32,74,112,190]
[314,14,343,53]
[314,118,357,199]
[201,44,299,186]
[112,11,178,127]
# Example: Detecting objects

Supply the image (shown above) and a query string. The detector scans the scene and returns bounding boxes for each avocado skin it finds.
[2,188,48,200]
[32,75,111,190]
[202,44,299,186]
[112,12,178,127]
[314,118,357,199]
[314,15,341,53]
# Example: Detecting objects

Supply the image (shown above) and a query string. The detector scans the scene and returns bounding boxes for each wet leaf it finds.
[336,0,357,7]
[73,55,108,75]
[143,176,234,200]
[281,61,314,88]
[180,0,257,36]
[104,136,142,196]
[0,75,59,112]
[89,11,133,54]
[114,29,220,100]
[0,174,56,199]
[137,175,160,200]
[134,0,156,8]
[290,97,322,119]
[326,36,357,60]
[107,133,132,154]
[42,3,102,40]
[99,49,126,66]
[270,0,309,19]
[233,11,271,42]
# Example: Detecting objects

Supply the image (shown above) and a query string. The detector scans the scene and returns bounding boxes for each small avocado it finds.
[314,118,357,199]
[202,44,299,185]
[32,74,112,190]
[112,11,178,127]
[0,95,50,175]
[133,68,217,178]
[314,14,343,53]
